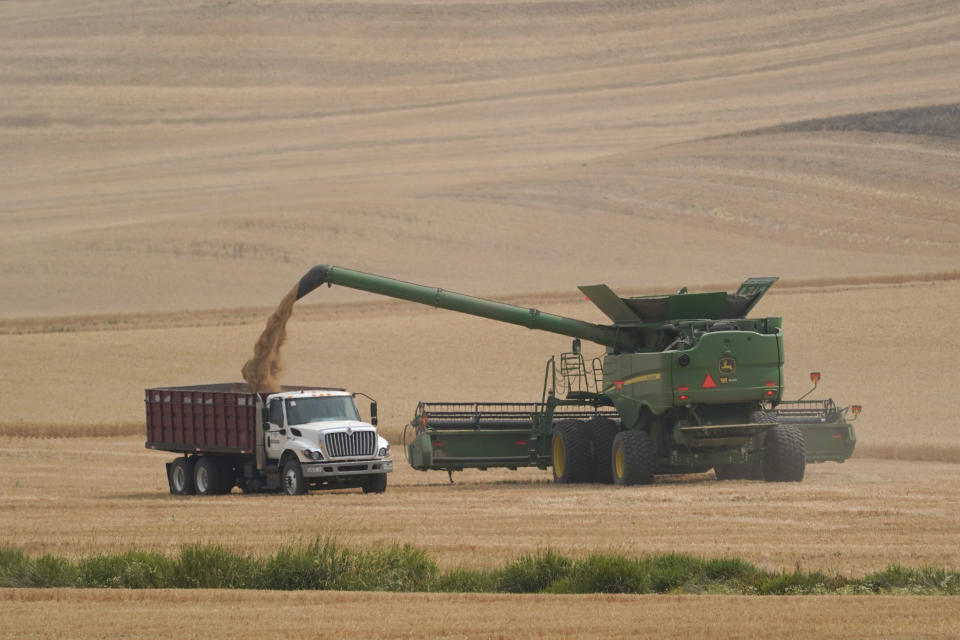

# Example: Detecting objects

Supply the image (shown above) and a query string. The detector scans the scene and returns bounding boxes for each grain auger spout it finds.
[295,264,643,352]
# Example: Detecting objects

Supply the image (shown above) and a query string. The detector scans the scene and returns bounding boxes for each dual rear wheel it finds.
[551,419,655,486]
[168,456,234,495]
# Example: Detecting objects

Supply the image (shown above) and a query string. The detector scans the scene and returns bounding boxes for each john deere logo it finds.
[718,357,736,374]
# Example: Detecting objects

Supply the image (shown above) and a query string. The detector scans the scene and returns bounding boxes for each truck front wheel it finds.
[168,457,194,495]
[362,473,388,494]
[281,457,308,495]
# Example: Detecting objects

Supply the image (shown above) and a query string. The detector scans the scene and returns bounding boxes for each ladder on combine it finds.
[558,352,604,396]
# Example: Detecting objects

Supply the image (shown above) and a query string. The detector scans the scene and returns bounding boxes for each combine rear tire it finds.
[552,420,592,483]
[762,425,805,482]
[611,430,655,486]
[168,457,194,495]
[194,457,224,496]
[362,474,388,494]
[586,417,620,484]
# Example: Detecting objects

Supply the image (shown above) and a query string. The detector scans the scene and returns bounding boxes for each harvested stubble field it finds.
[3,437,960,574]
[3,0,960,637]
[1,590,957,640]
[1,590,959,640]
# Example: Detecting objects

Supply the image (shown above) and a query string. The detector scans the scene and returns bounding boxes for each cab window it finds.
[268,400,284,427]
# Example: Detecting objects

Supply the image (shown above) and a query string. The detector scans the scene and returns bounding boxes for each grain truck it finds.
[293,265,859,485]
[145,384,392,495]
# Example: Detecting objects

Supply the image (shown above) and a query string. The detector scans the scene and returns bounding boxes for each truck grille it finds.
[325,430,376,458]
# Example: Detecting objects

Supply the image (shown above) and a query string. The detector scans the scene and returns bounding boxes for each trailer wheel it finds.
[194,457,224,496]
[611,430,655,486]
[362,474,388,494]
[281,457,308,495]
[762,425,805,482]
[586,417,620,484]
[552,420,592,483]
[168,457,194,495]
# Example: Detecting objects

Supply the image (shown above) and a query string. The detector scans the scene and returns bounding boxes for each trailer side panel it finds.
[145,387,258,454]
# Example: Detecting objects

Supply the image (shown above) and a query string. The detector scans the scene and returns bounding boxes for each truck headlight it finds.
[304,450,323,461]
[378,444,391,458]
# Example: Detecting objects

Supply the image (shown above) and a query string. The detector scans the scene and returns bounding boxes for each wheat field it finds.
[2,0,960,637]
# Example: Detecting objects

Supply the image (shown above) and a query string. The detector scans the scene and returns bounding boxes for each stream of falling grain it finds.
[240,285,298,392]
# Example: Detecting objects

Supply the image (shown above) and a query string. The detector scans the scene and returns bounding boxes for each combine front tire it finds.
[168,457,194,495]
[762,425,805,482]
[611,430,655,486]
[586,417,620,484]
[552,420,592,483]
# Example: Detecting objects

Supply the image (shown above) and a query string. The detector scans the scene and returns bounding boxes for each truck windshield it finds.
[285,396,360,425]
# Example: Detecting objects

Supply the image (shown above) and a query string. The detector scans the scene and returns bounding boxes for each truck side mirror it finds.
[370,402,378,427]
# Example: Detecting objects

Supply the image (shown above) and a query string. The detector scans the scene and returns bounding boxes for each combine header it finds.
[295,265,859,485]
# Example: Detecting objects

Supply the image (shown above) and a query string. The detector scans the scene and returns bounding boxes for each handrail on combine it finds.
[541,356,557,405]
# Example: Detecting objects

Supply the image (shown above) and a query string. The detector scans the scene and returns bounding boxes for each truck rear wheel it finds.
[586,417,620,484]
[552,420,592,483]
[362,473,388,494]
[762,425,806,482]
[168,457,194,495]
[281,457,308,495]
[611,430,655,486]
[194,457,224,496]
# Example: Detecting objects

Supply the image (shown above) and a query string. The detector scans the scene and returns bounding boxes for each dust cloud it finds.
[241,285,298,392]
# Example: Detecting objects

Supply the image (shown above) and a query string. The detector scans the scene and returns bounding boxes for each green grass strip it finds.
[1,543,958,595]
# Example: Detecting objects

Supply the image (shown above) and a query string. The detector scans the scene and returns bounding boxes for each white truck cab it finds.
[262,389,392,495]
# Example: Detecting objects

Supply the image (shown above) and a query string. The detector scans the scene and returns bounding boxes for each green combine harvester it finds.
[295,265,859,485]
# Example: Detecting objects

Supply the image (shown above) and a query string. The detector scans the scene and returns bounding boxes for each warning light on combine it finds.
[702,374,717,389]
[851,405,862,416]
[810,371,821,384]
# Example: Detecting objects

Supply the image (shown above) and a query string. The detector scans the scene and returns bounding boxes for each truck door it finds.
[264,398,286,461]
